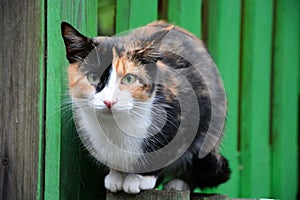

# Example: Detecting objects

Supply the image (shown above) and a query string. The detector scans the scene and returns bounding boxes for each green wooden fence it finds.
[0,0,299,200]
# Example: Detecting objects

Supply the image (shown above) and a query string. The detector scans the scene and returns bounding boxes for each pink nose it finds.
[103,100,116,109]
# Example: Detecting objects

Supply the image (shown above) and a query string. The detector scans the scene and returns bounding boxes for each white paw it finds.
[123,174,157,194]
[163,179,190,191]
[104,170,125,192]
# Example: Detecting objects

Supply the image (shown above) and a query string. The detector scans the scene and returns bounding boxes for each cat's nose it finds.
[103,100,116,109]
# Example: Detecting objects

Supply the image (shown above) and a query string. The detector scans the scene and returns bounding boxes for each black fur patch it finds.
[96,64,112,93]
[142,84,181,153]
[191,152,231,189]
[61,22,95,63]
[160,52,192,69]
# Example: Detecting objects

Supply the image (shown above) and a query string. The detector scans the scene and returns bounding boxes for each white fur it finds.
[92,66,121,109]
[105,169,125,192]
[105,169,157,193]
[123,174,157,194]
[76,106,147,171]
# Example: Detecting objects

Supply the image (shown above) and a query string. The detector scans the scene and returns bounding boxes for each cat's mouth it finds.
[92,105,133,119]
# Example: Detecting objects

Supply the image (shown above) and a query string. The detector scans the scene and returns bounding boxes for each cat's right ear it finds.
[61,22,95,63]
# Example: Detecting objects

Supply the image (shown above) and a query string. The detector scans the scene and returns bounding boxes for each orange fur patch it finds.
[68,63,95,99]
[131,86,151,102]
[68,63,80,88]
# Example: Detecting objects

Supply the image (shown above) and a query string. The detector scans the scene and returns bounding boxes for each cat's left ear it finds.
[61,22,96,63]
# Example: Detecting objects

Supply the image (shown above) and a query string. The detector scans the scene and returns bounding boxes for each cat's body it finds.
[61,21,230,194]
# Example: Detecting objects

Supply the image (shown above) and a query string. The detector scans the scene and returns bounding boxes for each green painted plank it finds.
[45,0,98,200]
[271,0,299,199]
[37,0,45,199]
[240,0,273,197]
[206,0,241,197]
[129,0,158,29]
[59,2,101,199]
[116,0,158,33]
[45,1,64,199]
[115,0,130,33]
[168,0,202,38]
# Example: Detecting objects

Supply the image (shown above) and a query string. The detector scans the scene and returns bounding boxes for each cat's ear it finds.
[61,22,95,63]
[130,25,174,64]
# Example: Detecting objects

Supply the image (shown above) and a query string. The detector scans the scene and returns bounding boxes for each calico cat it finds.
[61,21,230,194]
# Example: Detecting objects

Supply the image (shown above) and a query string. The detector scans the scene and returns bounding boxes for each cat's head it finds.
[61,22,171,118]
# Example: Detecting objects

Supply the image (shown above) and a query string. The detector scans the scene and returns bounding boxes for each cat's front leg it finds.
[123,174,157,194]
[105,169,125,192]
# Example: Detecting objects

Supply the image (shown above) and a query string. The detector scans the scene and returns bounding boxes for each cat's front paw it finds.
[105,169,125,192]
[123,174,157,194]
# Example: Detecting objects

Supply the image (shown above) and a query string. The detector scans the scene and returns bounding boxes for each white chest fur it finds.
[74,106,151,172]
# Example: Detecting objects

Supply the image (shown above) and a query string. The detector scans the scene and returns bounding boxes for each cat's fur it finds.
[61,21,230,194]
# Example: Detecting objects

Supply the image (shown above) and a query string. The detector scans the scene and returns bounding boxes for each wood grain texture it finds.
[107,190,190,200]
[0,0,44,199]
[107,190,228,200]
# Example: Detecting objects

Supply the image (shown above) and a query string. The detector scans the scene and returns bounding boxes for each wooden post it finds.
[106,190,228,200]
[0,0,44,199]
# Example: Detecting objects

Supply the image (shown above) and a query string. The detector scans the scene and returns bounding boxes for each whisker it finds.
[133,104,180,129]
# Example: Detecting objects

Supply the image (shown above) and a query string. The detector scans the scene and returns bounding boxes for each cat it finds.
[61,21,230,194]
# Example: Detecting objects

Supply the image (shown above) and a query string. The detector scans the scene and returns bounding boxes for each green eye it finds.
[87,73,100,84]
[121,74,137,85]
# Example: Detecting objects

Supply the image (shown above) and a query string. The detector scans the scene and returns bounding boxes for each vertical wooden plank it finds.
[239,0,273,197]
[271,0,299,199]
[115,0,158,33]
[0,0,44,199]
[168,0,202,38]
[115,0,130,33]
[37,0,46,199]
[45,0,99,199]
[206,0,241,197]
[61,2,104,200]
[129,0,158,29]
[45,1,64,198]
